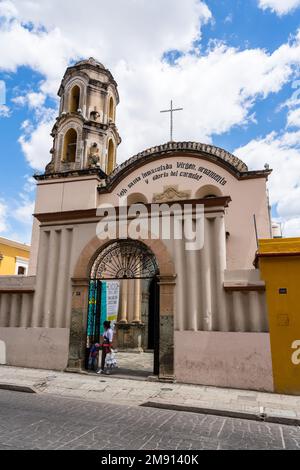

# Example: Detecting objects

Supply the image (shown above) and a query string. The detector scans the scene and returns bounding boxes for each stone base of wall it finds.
[175,331,274,392]
[0,328,70,371]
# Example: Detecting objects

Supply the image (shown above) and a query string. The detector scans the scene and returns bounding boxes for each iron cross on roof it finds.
[160,100,183,142]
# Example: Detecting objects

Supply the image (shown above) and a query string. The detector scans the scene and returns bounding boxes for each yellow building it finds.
[258,238,300,395]
[0,237,30,276]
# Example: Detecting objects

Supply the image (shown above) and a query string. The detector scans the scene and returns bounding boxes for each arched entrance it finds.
[85,240,160,376]
[67,235,176,381]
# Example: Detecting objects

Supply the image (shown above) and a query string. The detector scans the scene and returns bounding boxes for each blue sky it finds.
[0,0,300,242]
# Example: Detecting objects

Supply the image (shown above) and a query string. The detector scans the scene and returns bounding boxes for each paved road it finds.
[1,390,300,450]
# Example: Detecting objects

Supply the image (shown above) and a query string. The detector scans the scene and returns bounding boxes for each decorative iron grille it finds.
[91,240,159,280]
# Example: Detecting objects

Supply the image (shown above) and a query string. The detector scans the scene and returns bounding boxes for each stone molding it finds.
[153,185,191,203]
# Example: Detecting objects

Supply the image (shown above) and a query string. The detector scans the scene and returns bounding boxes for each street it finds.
[1,390,300,450]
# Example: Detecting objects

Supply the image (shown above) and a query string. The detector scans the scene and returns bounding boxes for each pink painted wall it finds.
[0,328,70,370]
[175,331,274,392]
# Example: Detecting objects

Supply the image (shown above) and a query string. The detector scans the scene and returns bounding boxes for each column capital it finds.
[71,278,90,288]
[157,274,177,286]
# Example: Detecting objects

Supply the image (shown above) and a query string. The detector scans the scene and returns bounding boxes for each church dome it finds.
[73,57,105,69]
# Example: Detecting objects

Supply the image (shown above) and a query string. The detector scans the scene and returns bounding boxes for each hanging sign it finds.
[106,281,120,331]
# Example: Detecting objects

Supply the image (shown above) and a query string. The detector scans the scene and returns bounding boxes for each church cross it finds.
[160,100,183,142]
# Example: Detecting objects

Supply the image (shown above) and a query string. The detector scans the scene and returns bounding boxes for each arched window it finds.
[69,85,80,113]
[62,128,77,163]
[109,96,115,122]
[196,185,223,199]
[107,139,115,174]
[127,193,148,206]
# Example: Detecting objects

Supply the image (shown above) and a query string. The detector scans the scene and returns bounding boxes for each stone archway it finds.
[67,235,176,381]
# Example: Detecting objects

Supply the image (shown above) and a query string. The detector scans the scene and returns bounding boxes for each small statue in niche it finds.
[90,107,100,121]
[88,142,101,168]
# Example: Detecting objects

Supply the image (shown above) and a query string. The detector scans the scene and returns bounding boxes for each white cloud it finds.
[0,0,212,96]
[0,200,8,232]
[235,129,300,236]
[13,198,34,225]
[258,0,300,15]
[23,175,36,194]
[0,0,17,19]
[0,104,10,117]
[18,109,56,171]
[12,92,46,109]
[287,107,300,127]
[282,217,300,237]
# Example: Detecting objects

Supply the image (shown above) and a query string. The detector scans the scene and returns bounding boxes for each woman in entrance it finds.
[97,321,113,375]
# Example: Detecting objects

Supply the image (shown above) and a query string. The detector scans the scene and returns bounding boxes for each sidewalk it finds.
[1,365,300,426]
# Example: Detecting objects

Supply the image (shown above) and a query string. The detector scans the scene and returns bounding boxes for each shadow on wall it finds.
[0,340,6,365]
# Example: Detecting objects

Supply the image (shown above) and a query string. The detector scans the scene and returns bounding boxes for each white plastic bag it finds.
[105,349,118,369]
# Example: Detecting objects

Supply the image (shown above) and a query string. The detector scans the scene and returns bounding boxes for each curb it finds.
[0,383,37,394]
[141,401,300,427]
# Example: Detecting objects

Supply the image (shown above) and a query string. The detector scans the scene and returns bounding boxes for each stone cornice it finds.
[0,275,36,293]
[98,142,272,193]
[0,237,30,252]
[34,168,107,182]
[51,112,121,143]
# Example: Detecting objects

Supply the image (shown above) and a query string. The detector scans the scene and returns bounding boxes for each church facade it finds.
[0,58,275,391]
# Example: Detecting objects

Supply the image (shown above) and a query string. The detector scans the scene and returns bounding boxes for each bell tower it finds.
[45,57,121,175]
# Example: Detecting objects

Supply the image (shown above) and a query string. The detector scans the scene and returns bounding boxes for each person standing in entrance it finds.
[97,321,113,375]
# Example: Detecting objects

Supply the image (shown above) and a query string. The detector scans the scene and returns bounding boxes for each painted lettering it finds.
[291,340,300,365]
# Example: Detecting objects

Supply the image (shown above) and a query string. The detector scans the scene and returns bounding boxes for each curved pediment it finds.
[101,141,270,193]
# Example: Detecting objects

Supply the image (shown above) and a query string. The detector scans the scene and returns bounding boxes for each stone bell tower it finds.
[45,57,121,175]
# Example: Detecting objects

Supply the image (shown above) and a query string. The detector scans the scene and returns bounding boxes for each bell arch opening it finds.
[62,128,77,163]
[69,85,80,113]
[108,96,115,122]
[107,139,116,175]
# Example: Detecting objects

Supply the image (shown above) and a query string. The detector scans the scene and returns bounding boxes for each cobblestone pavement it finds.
[0,390,300,450]
[1,364,300,424]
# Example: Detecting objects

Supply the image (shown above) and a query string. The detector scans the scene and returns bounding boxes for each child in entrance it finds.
[88,343,100,371]
[97,321,114,375]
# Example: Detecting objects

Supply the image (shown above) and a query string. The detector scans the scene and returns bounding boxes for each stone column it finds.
[119,280,128,324]
[31,230,50,328]
[43,230,59,328]
[9,294,20,328]
[201,217,213,331]
[157,274,177,381]
[67,278,90,371]
[54,228,73,328]
[213,214,228,332]
[133,278,141,323]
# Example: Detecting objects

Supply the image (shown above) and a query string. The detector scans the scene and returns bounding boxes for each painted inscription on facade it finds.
[117,161,227,198]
